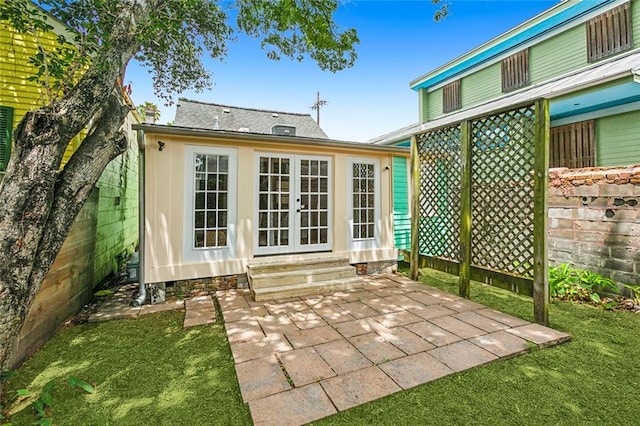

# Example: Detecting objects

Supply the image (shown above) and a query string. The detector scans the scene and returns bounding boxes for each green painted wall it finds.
[529,24,586,83]
[392,156,411,250]
[596,110,640,167]
[461,62,502,107]
[635,0,640,48]
[426,87,443,122]
[94,115,139,283]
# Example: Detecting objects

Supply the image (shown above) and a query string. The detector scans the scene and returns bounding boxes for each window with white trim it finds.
[193,153,229,248]
[352,162,376,240]
[347,157,381,250]
[184,146,237,263]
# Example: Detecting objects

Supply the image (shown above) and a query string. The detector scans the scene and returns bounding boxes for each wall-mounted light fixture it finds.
[158,141,165,151]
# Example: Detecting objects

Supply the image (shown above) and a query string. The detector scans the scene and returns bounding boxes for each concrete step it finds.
[252,277,364,302]
[247,256,351,275]
[250,265,357,289]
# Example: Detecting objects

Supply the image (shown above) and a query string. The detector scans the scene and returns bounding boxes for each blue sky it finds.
[126,1,557,142]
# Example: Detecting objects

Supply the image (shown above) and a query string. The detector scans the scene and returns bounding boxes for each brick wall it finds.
[548,165,640,287]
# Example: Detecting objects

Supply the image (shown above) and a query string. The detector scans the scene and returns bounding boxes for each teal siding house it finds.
[411,0,640,168]
[370,124,417,252]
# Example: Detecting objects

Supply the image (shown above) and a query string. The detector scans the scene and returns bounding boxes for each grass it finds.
[3,310,250,425]
[3,268,640,425]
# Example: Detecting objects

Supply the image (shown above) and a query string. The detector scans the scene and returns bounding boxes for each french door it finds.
[255,154,332,255]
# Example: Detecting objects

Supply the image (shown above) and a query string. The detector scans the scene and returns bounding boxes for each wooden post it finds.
[533,99,550,325]
[459,120,472,298]
[409,135,420,281]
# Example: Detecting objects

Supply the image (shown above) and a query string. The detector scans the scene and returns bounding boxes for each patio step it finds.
[251,276,363,302]
[247,256,361,301]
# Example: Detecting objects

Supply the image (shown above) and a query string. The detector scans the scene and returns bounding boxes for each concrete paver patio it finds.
[218,273,570,426]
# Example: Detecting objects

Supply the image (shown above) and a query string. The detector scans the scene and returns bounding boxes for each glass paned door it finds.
[297,157,331,252]
[255,154,331,255]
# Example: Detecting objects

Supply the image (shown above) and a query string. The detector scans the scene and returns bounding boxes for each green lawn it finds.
[4,268,639,425]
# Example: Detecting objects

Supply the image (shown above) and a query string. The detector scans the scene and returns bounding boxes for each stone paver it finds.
[257,315,300,336]
[138,300,184,315]
[377,326,436,354]
[404,320,463,347]
[506,323,571,347]
[225,319,265,343]
[475,308,529,327]
[230,334,292,363]
[429,340,499,372]
[285,325,342,349]
[184,295,214,310]
[223,305,270,323]
[348,332,405,364]
[279,347,335,386]
[320,366,402,412]
[333,318,388,338]
[183,308,216,328]
[338,301,380,319]
[428,315,487,339]
[453,311,511,333]
[370,310,423,328]
[379,351,454,390]
[249,383,337,426]
[235,355,291,402]
[314,339,372,374]
[470,331,531,358]
[210,273,571,426]
[288,309,327,329]
[407,304,457,320]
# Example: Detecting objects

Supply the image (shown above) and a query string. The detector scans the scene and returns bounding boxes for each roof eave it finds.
[132,124,410,155]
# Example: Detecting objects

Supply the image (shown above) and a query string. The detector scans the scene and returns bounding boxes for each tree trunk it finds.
[0,3,144,392]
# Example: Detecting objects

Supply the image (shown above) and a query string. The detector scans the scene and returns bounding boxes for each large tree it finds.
[0,0,359,386]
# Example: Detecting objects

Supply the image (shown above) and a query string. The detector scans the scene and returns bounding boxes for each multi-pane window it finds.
[299,159,329,245]
[0,106,13,172]
[257,156,291,247]
[550,120,595,169]
[442,79,461,113]
[501,49,529,92]
[352,163,375,240]
[193,153,229,248]
[587,2,633,62]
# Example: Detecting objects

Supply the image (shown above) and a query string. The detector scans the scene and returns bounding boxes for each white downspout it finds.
[132,128,146,306]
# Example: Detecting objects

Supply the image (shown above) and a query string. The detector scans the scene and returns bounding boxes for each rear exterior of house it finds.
[136,123,409,299]
[411,0,640,168]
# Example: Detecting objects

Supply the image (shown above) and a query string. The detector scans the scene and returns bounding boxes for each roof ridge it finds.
[178,97,312,118]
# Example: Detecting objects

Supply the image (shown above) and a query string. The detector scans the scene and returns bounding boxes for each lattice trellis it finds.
[416,124,461,261]
[470,105,536,277]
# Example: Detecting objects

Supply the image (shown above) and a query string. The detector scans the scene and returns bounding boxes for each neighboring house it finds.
[174,98,329,138]
[410,0,640,168]
[368,123,418,253]
[1,9,138,367]
[135,102,409,301]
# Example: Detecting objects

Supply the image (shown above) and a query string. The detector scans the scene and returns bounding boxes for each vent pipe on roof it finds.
[213,115,219,130]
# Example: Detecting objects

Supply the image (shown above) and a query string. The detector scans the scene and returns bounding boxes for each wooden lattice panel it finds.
[471,105,536,277]
[416,125,461,260]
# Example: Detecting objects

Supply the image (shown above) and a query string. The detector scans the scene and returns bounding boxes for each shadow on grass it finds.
[6,310,250,425]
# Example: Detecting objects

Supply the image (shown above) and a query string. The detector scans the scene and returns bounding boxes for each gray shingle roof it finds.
[173,98,328,139]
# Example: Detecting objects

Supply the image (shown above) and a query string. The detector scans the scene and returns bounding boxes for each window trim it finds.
[0,106,14,172]
[183,145,237,263]
[347,157,381,251]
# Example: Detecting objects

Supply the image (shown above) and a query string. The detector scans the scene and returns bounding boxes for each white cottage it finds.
[134,99,409,301]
